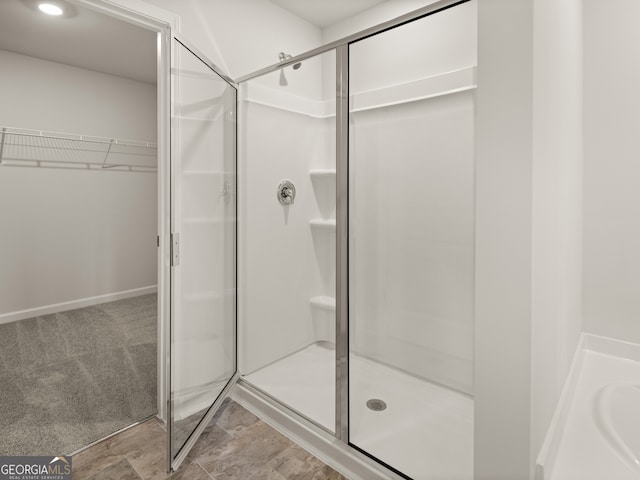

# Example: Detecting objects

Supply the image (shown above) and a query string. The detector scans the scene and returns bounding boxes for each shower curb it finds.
[231,380,405,480]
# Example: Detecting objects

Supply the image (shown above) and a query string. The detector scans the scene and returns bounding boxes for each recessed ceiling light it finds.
[38,3,64,16]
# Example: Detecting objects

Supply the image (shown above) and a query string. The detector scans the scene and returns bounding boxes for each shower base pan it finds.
[537,334,640,480]
[242,343,473,480]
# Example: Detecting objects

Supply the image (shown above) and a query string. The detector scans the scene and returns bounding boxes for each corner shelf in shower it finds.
[0,126,157,172]
[309,296,336,311]
[309,219,336,231]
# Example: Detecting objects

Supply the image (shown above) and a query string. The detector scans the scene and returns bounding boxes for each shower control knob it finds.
[277,179,296,205]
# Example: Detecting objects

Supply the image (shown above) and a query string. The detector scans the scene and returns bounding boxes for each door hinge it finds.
[170,233,180,266]
[157,235,160,247]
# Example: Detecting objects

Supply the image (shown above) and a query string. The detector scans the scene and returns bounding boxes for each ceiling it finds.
[270,0,389,28]
[0,0,157,84]
[0,0,389,84]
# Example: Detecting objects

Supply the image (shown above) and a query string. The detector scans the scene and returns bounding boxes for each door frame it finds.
[73,0,177,424]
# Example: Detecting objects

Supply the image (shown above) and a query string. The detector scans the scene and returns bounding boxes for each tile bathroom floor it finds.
[72,398,347,480]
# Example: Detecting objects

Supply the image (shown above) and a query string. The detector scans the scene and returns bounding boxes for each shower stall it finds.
[168,1,476,478]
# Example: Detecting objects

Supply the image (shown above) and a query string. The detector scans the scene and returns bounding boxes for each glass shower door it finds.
[347,3,477,479]
[168,37,237,470]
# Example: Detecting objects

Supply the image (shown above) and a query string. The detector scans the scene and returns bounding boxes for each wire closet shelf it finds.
[0,126,157,172]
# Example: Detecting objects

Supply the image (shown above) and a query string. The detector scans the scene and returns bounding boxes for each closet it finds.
[0,2,158,456]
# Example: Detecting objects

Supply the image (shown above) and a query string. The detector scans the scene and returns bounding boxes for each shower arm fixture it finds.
[278,52,302,70]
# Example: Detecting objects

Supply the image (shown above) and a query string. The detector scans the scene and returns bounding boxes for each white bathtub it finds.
[536,334,640,480]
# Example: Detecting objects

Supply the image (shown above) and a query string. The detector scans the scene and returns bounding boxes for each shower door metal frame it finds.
[335,44,349,443]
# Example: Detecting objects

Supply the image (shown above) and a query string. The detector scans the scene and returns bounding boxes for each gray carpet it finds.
[0,294,157,456]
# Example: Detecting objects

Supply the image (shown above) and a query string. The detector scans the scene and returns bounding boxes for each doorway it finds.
[0,0,160,456]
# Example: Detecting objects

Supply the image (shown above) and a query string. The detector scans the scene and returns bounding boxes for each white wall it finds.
[322,0,443,44]
[0,50,157,317]
[531,0,583,468]
[0,51,156,140]
[476,1,585,478]
[474,1,534,478]
[582,0,640,344]
[144,0,322,89]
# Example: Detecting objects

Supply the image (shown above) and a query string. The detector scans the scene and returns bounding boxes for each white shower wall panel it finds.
[350,91,475,394]
[238,100,328,375]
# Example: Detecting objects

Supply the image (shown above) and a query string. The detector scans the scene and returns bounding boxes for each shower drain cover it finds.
[366,398,387,411]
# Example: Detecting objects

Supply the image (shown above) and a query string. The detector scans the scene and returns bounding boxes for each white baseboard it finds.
[0,285,157,325]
